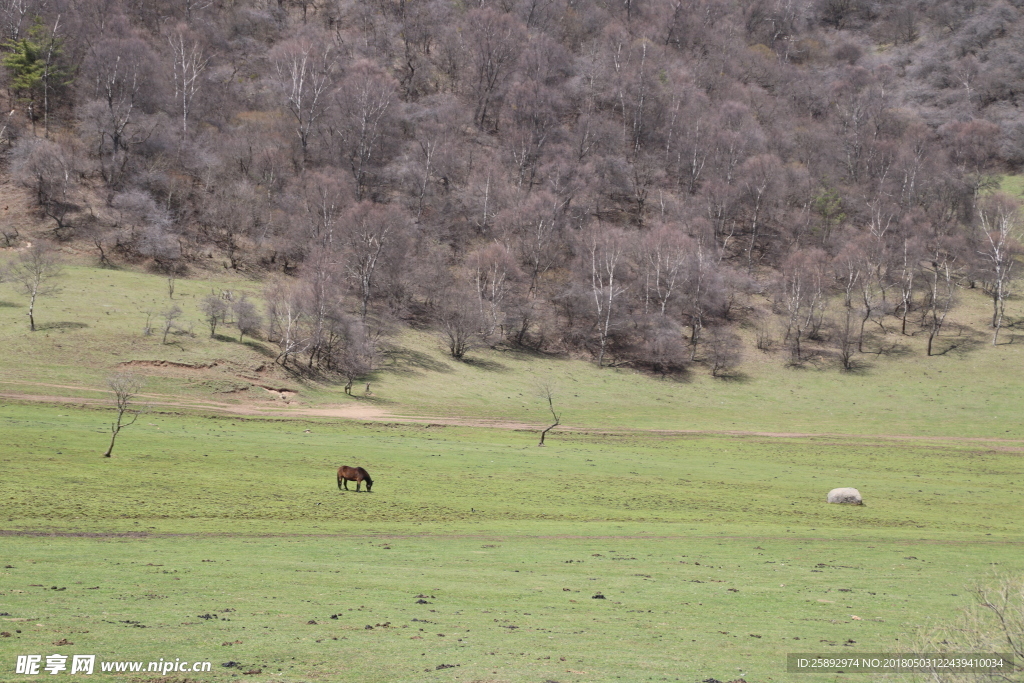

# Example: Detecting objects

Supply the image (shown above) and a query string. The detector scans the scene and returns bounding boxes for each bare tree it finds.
[233,295,262,343]
[908,575,1024,683]
[637,223,690,315]
[976,195,1019,345]
[200,293,228,337]
[436,285,485,360]
[775,248,828,363]
[264,281,310,366]
[167,25,209,141]
[11,137,80,240]
[467,241,520,340]
[923,252,957,357]
[537,382,561,446]
[584,226,630,367]
[831,306,859,371]
[8,240,62,331]
[462,8,526,130]
[79,28,159,187]
[161,304,183,343]
[705,325,743,377]
[330,60,398,201]
[270,31,337,169]
[341,202,404,320]
[328,313,378,395]
[103,371,145,457]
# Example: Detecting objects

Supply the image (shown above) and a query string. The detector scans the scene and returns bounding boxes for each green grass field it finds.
[0,262,1022,682]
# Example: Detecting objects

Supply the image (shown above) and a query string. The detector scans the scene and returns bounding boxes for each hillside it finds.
[1,259,1021,442]
[0,0,1023,384]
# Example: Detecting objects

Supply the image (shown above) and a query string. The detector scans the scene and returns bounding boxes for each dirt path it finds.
[2,383,1023,448]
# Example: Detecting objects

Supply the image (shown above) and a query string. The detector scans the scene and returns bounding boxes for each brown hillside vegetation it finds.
[1,0,1022,378]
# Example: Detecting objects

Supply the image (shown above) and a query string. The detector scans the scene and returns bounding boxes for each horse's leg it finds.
[342,479,349,491]
[356,480,362,492]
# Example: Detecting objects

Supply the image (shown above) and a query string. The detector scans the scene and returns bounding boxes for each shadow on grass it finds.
[713,370,752,382]
[641,366,692,383]
[932,335,986,358]
[839,358,872,374]
[490,342,564,361]
[37,321,89,330]
[383,346,455,374]
[784,356,829,371]
[460,356,509,372]
[868,339,913,358]
[0,300,20,308]
[242,340,276,358]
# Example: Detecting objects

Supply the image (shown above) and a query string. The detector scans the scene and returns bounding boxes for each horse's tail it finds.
[337,468,343,490]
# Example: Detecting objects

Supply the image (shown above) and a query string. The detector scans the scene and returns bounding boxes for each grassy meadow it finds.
[0,261,1022,682]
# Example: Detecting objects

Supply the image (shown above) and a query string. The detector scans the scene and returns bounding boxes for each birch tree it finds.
[584,226,629,367]
[167,26,209,141]
[270,33,337,170]
[976,194,1019,345]
[8,239,62,331]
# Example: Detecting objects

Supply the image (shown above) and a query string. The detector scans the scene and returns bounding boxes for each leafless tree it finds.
[341,202,404,320]
[109,189,172,263]
[504,190,564,295]
[467,241,520,340]
[680,233,727,360]
[462,8,526,130]
[436,285,485,360]
[738,153,783,273]
[103,371,145,457]
[233,295,262,343]
[330,60,398,201]
[638,223,690,315]
[167,25,209,141]
[632,313,689,377]
[160,304,183,343]
[923,250,958,357]
[201,293,228,337]
[329,313,378,395]
[775,248,828,363]
[976,194,1019,345]
[831,306,859,371]
[834,234,892,353]
[79,27,160,187]
[584,226,630,367]
[264,280,310,366]
[706,325,743,378]
[0,222,17,248]
[907,575,1024,683]
[536,381,561,446]
[270,31,338,170]
[7,240,63,331]
[11,137,80,240]
[296,171,350,251]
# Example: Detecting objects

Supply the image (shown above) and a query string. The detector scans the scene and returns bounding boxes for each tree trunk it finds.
[28,289,37,331]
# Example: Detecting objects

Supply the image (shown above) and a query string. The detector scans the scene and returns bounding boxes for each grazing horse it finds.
[337,466,373,492]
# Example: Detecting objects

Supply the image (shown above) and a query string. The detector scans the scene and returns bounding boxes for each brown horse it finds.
[337,466,373,492]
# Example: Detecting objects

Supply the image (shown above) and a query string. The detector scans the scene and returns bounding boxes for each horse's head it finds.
[364,477,373,492]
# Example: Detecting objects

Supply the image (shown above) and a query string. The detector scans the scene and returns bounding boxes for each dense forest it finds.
[1,0,1021,378]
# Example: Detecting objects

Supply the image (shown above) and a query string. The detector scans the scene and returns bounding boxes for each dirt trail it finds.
[2,382,1023,448]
